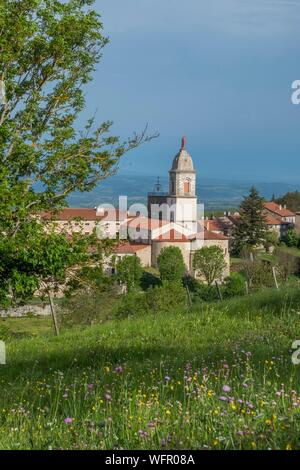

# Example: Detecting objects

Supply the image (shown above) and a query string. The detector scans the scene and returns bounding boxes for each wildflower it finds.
[222,385,231,393]
[64,417,73,424]
[104,393,112,402]
[114,366,123,374]
[219,396,228,402]
[242,383,248,388]
[87,384,94,391]
[164,376,171,382]
[286,443,292,450]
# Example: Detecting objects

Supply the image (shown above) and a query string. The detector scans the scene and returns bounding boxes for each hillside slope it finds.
[1,287,300,450]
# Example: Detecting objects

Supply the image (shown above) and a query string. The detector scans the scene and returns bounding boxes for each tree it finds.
[275,191,300,212]
[0,1,155,309]
[157,246,186,282]
[284,229,299,248]
[193,246,226,285]
[264,230,279,253]
[0,221,107,334]
[116,256,143,292]
[232,187,268,254]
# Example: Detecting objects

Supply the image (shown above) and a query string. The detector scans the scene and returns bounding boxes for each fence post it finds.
[272,267,279,290]
[215,281,223,301]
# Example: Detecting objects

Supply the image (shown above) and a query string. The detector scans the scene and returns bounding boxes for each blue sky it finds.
[84,0,300,182]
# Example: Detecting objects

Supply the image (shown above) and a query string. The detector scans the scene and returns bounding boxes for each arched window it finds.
[184,181,190,193]
[159,211,163,221]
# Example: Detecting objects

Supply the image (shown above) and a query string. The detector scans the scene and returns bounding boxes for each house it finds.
[263,202,296,225]
[41,138,230,281]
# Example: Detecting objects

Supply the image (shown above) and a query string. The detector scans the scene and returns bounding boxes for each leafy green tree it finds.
[275,191,300,212]
[116,256,143,292]
[0,1,154,309]
[157,246,186,282]
[0,222,106,333]
[232,187,268,254]
[284,229,299,248]
[146,281,187,314]
[264,230,279,253]
[193,246,226,285]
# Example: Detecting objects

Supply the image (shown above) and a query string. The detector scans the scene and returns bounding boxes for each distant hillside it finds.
[67,174,300,211]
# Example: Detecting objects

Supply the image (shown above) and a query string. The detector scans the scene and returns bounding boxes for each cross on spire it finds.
[181,136,186,150]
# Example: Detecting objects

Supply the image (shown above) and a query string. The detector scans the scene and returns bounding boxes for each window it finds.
[159,211,163,221]
[170,212,174,222]
[184,181,190,193]
[171,181,175,193]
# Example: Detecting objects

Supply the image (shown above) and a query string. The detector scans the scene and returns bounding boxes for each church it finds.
[111,137,230,279]
[42,138,230,280]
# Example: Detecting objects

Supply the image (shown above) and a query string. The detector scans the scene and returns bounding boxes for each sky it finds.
[83,0,300,183]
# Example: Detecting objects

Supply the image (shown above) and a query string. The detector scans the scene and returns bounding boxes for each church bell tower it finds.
[167,137,197,233]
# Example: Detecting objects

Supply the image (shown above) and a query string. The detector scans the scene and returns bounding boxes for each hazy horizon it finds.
[78,0,300,183]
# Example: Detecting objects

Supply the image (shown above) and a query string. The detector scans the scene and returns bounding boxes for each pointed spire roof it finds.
[171,136,194,172]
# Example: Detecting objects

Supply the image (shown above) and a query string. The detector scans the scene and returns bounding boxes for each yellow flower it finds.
[166,410,171,416]
[251,442,257,449]
[213,439,219,446]
[286,443,292,450]
[265,419,272,426]
[104,366,110,373]
[207,390,214,397]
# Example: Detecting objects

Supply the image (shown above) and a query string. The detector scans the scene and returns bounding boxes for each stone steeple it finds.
[169,137,196,197]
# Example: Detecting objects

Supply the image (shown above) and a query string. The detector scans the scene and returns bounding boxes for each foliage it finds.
[60,267,116,326]
[241,253,274,289]
[283,229,299,248]
[2,285,300,449]
[264,230,279,253]
[275,191,300,212]
[114,290,149,319]
[193,246,226,285]
[0,0,154,307]
[232,187,268,254]
[157,246,185,283]
[223,272,246,298]
[146,281,187,314]
[275,250,300,281]
[116,256,143,292]
[192,283,219,302]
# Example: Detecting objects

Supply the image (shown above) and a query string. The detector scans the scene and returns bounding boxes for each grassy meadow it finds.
[1,286,300,450]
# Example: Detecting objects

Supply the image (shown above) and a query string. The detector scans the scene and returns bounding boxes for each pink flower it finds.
[64,417,73,424]
[223,385,231,393]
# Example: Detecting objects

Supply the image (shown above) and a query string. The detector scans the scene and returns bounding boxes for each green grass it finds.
[1,287,300,450]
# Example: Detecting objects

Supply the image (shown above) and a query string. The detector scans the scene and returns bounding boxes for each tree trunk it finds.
[48,291,59,336]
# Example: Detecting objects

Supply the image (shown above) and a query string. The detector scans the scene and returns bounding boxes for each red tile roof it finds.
[190,230,229,241]
[41,208,134,222]
[114,242,150,254]
[126,217,170,231]
[203,219,224,232]
[264,202,295,217]
[264,214,289,226]
[154,229,189,242]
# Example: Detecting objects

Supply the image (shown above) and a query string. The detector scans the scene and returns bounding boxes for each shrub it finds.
[146,281,187,314]
[223,272,246,298]
[116,256,143,292]
[61,287,117,326]
[192,283,219,302]
[284,229,299,248]
[157,247,185,283]
[114,290,149,319]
